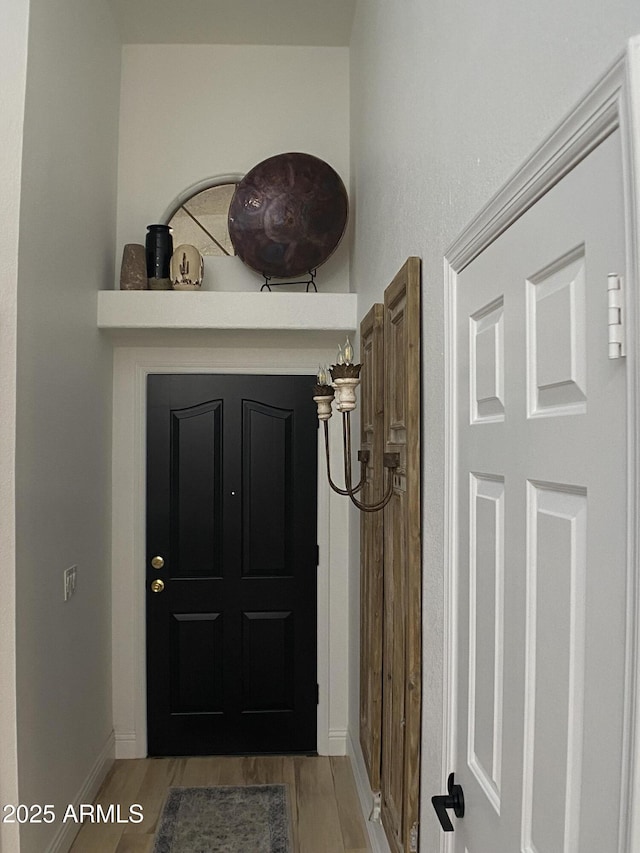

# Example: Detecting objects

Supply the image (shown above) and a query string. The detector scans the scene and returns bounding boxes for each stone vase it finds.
[119,244,148,290]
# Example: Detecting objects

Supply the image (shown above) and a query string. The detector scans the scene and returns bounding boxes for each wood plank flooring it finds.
[69,756,370,853]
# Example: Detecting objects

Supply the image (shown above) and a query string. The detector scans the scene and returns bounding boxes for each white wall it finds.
[116,44,351,292]
[111,42,352,765]
[15,0,121,848]
[0,1,29,850]
[348,2,640,850]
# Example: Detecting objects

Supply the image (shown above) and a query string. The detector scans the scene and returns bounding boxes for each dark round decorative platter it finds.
[228,152,348,279]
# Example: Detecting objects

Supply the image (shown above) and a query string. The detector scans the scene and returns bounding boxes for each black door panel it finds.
[146,374,317,755]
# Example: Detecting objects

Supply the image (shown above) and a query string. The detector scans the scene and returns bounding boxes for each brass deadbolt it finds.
[151,556,165,570]
[150,578,165,593]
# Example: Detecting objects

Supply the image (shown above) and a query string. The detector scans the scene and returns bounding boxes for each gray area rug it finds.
[153,785,292,853]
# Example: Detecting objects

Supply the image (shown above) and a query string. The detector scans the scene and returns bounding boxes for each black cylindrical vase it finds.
[145,224,173,289]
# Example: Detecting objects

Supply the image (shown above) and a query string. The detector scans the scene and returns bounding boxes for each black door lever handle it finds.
[432,773,465,832]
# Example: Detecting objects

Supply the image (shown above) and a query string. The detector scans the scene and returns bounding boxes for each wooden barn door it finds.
[381,257,422,852]
[359,303,385,792]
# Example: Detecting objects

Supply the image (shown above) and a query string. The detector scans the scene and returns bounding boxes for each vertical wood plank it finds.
[124,758,185,836]
[381,257,422,853]
[359,303,385,794]
[115,835,154,853]
[331,757,371,852]
[69,759,150,853]
[403,258,422,853]
[243,755,300,851]
[280,756,300,852]
[295,756,345,853]
[69,819,124,853]
[210,756,247,787]
[180,756,224,786]
[242,755,285,784]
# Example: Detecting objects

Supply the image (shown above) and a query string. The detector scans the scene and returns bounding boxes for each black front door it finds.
[146,374,318,756]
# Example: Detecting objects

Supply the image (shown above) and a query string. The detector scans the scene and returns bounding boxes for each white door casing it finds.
[443,37,640,853]
[110,342,352,759]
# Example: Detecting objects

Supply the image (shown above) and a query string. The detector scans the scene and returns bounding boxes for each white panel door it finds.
[453,130,629,853]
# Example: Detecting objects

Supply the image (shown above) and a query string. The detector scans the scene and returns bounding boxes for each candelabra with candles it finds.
[313,337,398,512]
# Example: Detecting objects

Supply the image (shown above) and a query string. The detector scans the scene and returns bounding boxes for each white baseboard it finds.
[325,728,347,756]
[46,730,115,853]
[115,730,144,759]
[346,730,391,853]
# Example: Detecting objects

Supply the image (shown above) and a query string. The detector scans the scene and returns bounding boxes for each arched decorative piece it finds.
[160,174,244,259]
[160,174,244,225]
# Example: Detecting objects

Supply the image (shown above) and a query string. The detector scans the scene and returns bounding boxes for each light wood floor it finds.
[69,755,370,853]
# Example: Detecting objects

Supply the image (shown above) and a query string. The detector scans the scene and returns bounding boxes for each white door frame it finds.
[111,340,351,759]
[442,37,640,852]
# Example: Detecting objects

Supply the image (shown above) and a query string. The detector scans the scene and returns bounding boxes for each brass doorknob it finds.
[151,556,165,570]
[150,579,165,593]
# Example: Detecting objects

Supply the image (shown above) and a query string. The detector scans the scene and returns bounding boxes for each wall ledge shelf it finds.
[98,290,357,334]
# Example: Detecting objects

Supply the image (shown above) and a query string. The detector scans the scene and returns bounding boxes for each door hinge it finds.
[316,683,320,705]
[316,544,320,566]
[608,273,625,359]
[409,820,419,851]
[369,791,382,822]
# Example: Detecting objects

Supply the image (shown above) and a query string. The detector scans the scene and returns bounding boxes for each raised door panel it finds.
[470,299,505,423]
[468,475,505,813]
[522,483,587,853]
[526,248,587,418]
[170,401,223,577]
[170,612,224,713]
[241,611,295,712]
[242,401,294,577]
